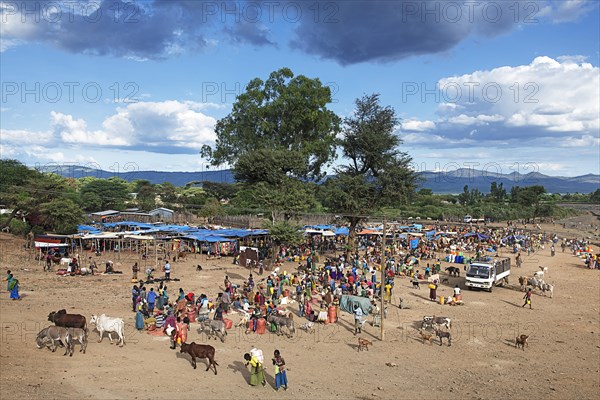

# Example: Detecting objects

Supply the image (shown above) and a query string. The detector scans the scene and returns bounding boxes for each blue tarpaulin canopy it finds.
[334,227,349,236]
[183,234,236,243]
[77,225,102,234]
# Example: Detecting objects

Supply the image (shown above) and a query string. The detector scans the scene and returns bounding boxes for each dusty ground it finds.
[1,219,599,400]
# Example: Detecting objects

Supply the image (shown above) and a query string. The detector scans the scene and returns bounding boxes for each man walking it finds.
[132,262,139,280]
[164,261,171,280]
[353,304,363,335]
[522,288,532,309]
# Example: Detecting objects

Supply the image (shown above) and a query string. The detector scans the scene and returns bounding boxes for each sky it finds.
[1,0,599,178]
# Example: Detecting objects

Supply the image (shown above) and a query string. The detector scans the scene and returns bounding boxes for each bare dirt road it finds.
[1,225,599,400]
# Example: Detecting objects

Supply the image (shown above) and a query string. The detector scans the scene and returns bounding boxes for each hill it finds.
[40,165,599,194]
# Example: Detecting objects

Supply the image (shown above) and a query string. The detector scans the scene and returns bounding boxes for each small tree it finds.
[264,221,303,247]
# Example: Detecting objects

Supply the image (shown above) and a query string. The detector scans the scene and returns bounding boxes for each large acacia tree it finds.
[322,94,418,254]
[201,68,340,221]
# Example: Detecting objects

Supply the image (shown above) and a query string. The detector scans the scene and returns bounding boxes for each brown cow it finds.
[179,342,218,374]
[48,309,87,330]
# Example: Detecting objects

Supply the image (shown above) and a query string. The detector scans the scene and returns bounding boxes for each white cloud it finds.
[1,128,54,144]
[558,135,600,148]
[447,114,504,126]
[51,111,130,146]
[401,56,599,145]
[550,0,598,22]
[400,119,436,132]
[6,101,218,155]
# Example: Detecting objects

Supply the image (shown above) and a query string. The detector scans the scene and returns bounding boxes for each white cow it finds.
[90,314,125,346]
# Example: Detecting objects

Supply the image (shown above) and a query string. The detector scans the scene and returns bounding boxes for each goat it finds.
[357,337,373,351]
[419,329,434,345]
[299,321,315,334]
[422,316,452,330]
[515,334,528,350]
[435,329,451,346]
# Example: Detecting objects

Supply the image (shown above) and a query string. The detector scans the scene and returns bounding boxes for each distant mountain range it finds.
[41,165,599,194]
[418,168,599,194]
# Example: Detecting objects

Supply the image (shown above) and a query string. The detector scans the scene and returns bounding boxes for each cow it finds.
[267,313,295,338]
[35,326,71,355]
[174,252,187,262]
[445,266,460,277]
[179,342,218,374]
[66,327,88,355]
[48,310,86,330]
[527,277,544,291]
[518,276,528,291]
[197,320,227,343]
[90,314,125,346]
[541,282,554,298]
[421,316,452,330]
[519,276,544,292]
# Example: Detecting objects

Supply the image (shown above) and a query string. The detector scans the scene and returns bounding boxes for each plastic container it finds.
[223,318,233,330]
[187,311,196,323]
[327,306,337,323]
[440,296,445,305]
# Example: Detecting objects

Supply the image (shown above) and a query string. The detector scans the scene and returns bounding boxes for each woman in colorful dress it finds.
[244,352,266,387]
[8,274,20,300]
[272,349,288,391]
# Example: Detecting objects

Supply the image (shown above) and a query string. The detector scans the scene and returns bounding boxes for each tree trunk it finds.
[345,217,361,261]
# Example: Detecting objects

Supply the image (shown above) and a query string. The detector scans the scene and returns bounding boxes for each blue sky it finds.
[1,0,599,178]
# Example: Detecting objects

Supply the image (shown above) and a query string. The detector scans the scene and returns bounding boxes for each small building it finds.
[120,211,153,223]
[149,207,174,222]
[90,210,121,222]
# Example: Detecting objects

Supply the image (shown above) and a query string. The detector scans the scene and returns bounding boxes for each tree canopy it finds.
[201,67,340,184]
[321,94,418,253]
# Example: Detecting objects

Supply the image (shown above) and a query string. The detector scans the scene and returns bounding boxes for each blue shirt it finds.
[147,291,158,303]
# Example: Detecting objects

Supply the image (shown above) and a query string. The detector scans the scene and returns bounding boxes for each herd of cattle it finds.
[36,310,125,357]
[518,268,555,298]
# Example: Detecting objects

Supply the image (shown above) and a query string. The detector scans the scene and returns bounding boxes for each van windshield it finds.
[467,266,490,279]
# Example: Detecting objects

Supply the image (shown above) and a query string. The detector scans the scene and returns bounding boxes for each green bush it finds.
[9,218,30,236]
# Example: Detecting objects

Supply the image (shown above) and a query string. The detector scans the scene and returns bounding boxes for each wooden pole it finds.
[380,219,386,341]
[154,239,158,268]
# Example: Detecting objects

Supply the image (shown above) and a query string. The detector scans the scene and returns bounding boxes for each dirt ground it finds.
[1,219,599,400]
